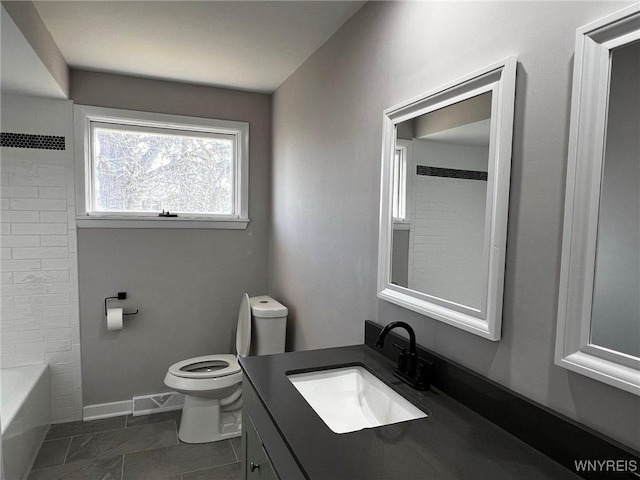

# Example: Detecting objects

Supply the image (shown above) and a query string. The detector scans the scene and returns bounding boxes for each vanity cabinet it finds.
[242,375,306,480]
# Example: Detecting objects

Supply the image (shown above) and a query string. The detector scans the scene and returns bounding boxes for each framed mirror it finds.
[378,58,517,340]
[556,5,640,395]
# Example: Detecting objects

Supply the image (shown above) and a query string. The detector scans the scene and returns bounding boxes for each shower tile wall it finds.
[1,94,82,423]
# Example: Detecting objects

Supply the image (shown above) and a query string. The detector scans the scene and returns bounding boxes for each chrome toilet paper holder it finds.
[104,292,139,317]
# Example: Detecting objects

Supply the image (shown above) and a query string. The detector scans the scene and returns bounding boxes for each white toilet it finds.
[164,294,288,444]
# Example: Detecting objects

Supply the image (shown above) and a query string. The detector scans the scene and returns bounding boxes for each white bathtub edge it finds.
[83,400,132,421]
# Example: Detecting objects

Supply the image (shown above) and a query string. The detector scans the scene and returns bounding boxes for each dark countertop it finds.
[240,345,581,480]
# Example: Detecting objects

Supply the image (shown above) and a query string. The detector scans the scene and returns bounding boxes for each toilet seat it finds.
[168,354,240,379]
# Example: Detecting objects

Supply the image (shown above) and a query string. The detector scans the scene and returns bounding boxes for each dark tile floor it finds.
[28,411,242,480]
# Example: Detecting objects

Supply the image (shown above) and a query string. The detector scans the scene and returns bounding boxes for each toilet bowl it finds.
[164,294,287,444]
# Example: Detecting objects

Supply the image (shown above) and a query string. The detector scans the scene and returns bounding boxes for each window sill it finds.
[76,216,249,230]
[393,222,411,231]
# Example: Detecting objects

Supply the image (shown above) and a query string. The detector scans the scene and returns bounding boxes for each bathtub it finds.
[1,365,50,480]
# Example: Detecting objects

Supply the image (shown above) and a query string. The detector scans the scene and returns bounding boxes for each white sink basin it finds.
[287,366,427,434]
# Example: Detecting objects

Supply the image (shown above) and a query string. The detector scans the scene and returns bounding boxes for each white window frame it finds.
[74,105,249,229]
[392,139,412,231]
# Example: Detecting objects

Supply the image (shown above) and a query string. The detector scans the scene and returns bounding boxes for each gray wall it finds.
[72,71,271,405]
[269,1,640,450]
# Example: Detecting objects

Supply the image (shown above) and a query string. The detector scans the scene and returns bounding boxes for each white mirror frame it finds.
[555,5,640,395]
[377,57,517,341]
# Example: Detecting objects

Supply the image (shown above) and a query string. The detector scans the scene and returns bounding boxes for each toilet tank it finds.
[250,296,288,355]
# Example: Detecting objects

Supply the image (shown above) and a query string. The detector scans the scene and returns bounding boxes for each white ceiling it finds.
[420,119,491,148]
[33,1,366,93]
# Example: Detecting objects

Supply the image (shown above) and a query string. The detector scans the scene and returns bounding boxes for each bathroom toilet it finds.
[164,294,287,444]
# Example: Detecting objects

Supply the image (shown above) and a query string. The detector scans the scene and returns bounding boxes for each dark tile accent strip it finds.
[416,165,487,180]
[364,320,640,480]
[0,132,65,150]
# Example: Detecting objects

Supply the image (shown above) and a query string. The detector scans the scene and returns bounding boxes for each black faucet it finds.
[375,321,432,391]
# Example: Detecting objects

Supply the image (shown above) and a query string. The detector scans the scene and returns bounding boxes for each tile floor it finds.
[28,411,241,480]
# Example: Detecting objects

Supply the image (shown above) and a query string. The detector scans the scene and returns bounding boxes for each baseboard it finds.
[83,400,132,421]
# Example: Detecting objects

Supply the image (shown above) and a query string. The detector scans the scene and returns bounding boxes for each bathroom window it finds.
[392,145,407,221]
[75,105,249,229]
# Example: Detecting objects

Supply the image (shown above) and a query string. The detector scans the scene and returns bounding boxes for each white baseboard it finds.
[83,400,132,421]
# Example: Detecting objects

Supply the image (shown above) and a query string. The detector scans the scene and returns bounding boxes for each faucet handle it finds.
[392,343,408,372]
[416,357,435,388]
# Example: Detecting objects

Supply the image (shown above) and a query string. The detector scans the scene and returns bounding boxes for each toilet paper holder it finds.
[104,292,139,318]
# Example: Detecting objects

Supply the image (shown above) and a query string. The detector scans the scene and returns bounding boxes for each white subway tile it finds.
[1,259,41,271]
[1,272,12,284]
[40,235,67,247]
[45,346,80,365]
[41,328,71,341]
[15,316,70,331]
[16,339,71,355]
[10,199,67,211]
[12,223,67,235]
[1,173,8,185]
[68,230,77,253]
[38,187,67,199]
[67,208,76,228]
[0,353,44,368]
[1,235,40,247]
[49,362,79,377]
[1,199,9,210]
[2,282,69,297]
[38,165,67,176]
[1,308,16,320]
[1,320,15,333]
[0,211,40,223]
[13,304,45,319]
[40,212,68,223]
[12,270,69,284]
[1,248,11,260]
[68,276,78,300]
[51,379,78,397]
[51,407,82,424]
[50,370,81,391]
[52,395,82,411]
[1,345,16,356]
[12,246,68,259]
[2,160,38,174]
[47,305,71,317]
[41,259,70,270]
[2,330,44,345]
[68,254,78,274]
[14,293,69,306]
[0,186,38,199]
[9,173,66,187]
[1,224,10,235]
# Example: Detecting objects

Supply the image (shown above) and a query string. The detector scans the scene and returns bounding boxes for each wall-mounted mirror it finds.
[556,5,640,395]
[378,58,517,340]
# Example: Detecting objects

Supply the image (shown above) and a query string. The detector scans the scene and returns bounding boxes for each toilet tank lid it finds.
[250,295,288,318]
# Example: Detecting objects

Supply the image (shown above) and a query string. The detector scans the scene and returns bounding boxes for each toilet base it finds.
[178,395,242,444]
